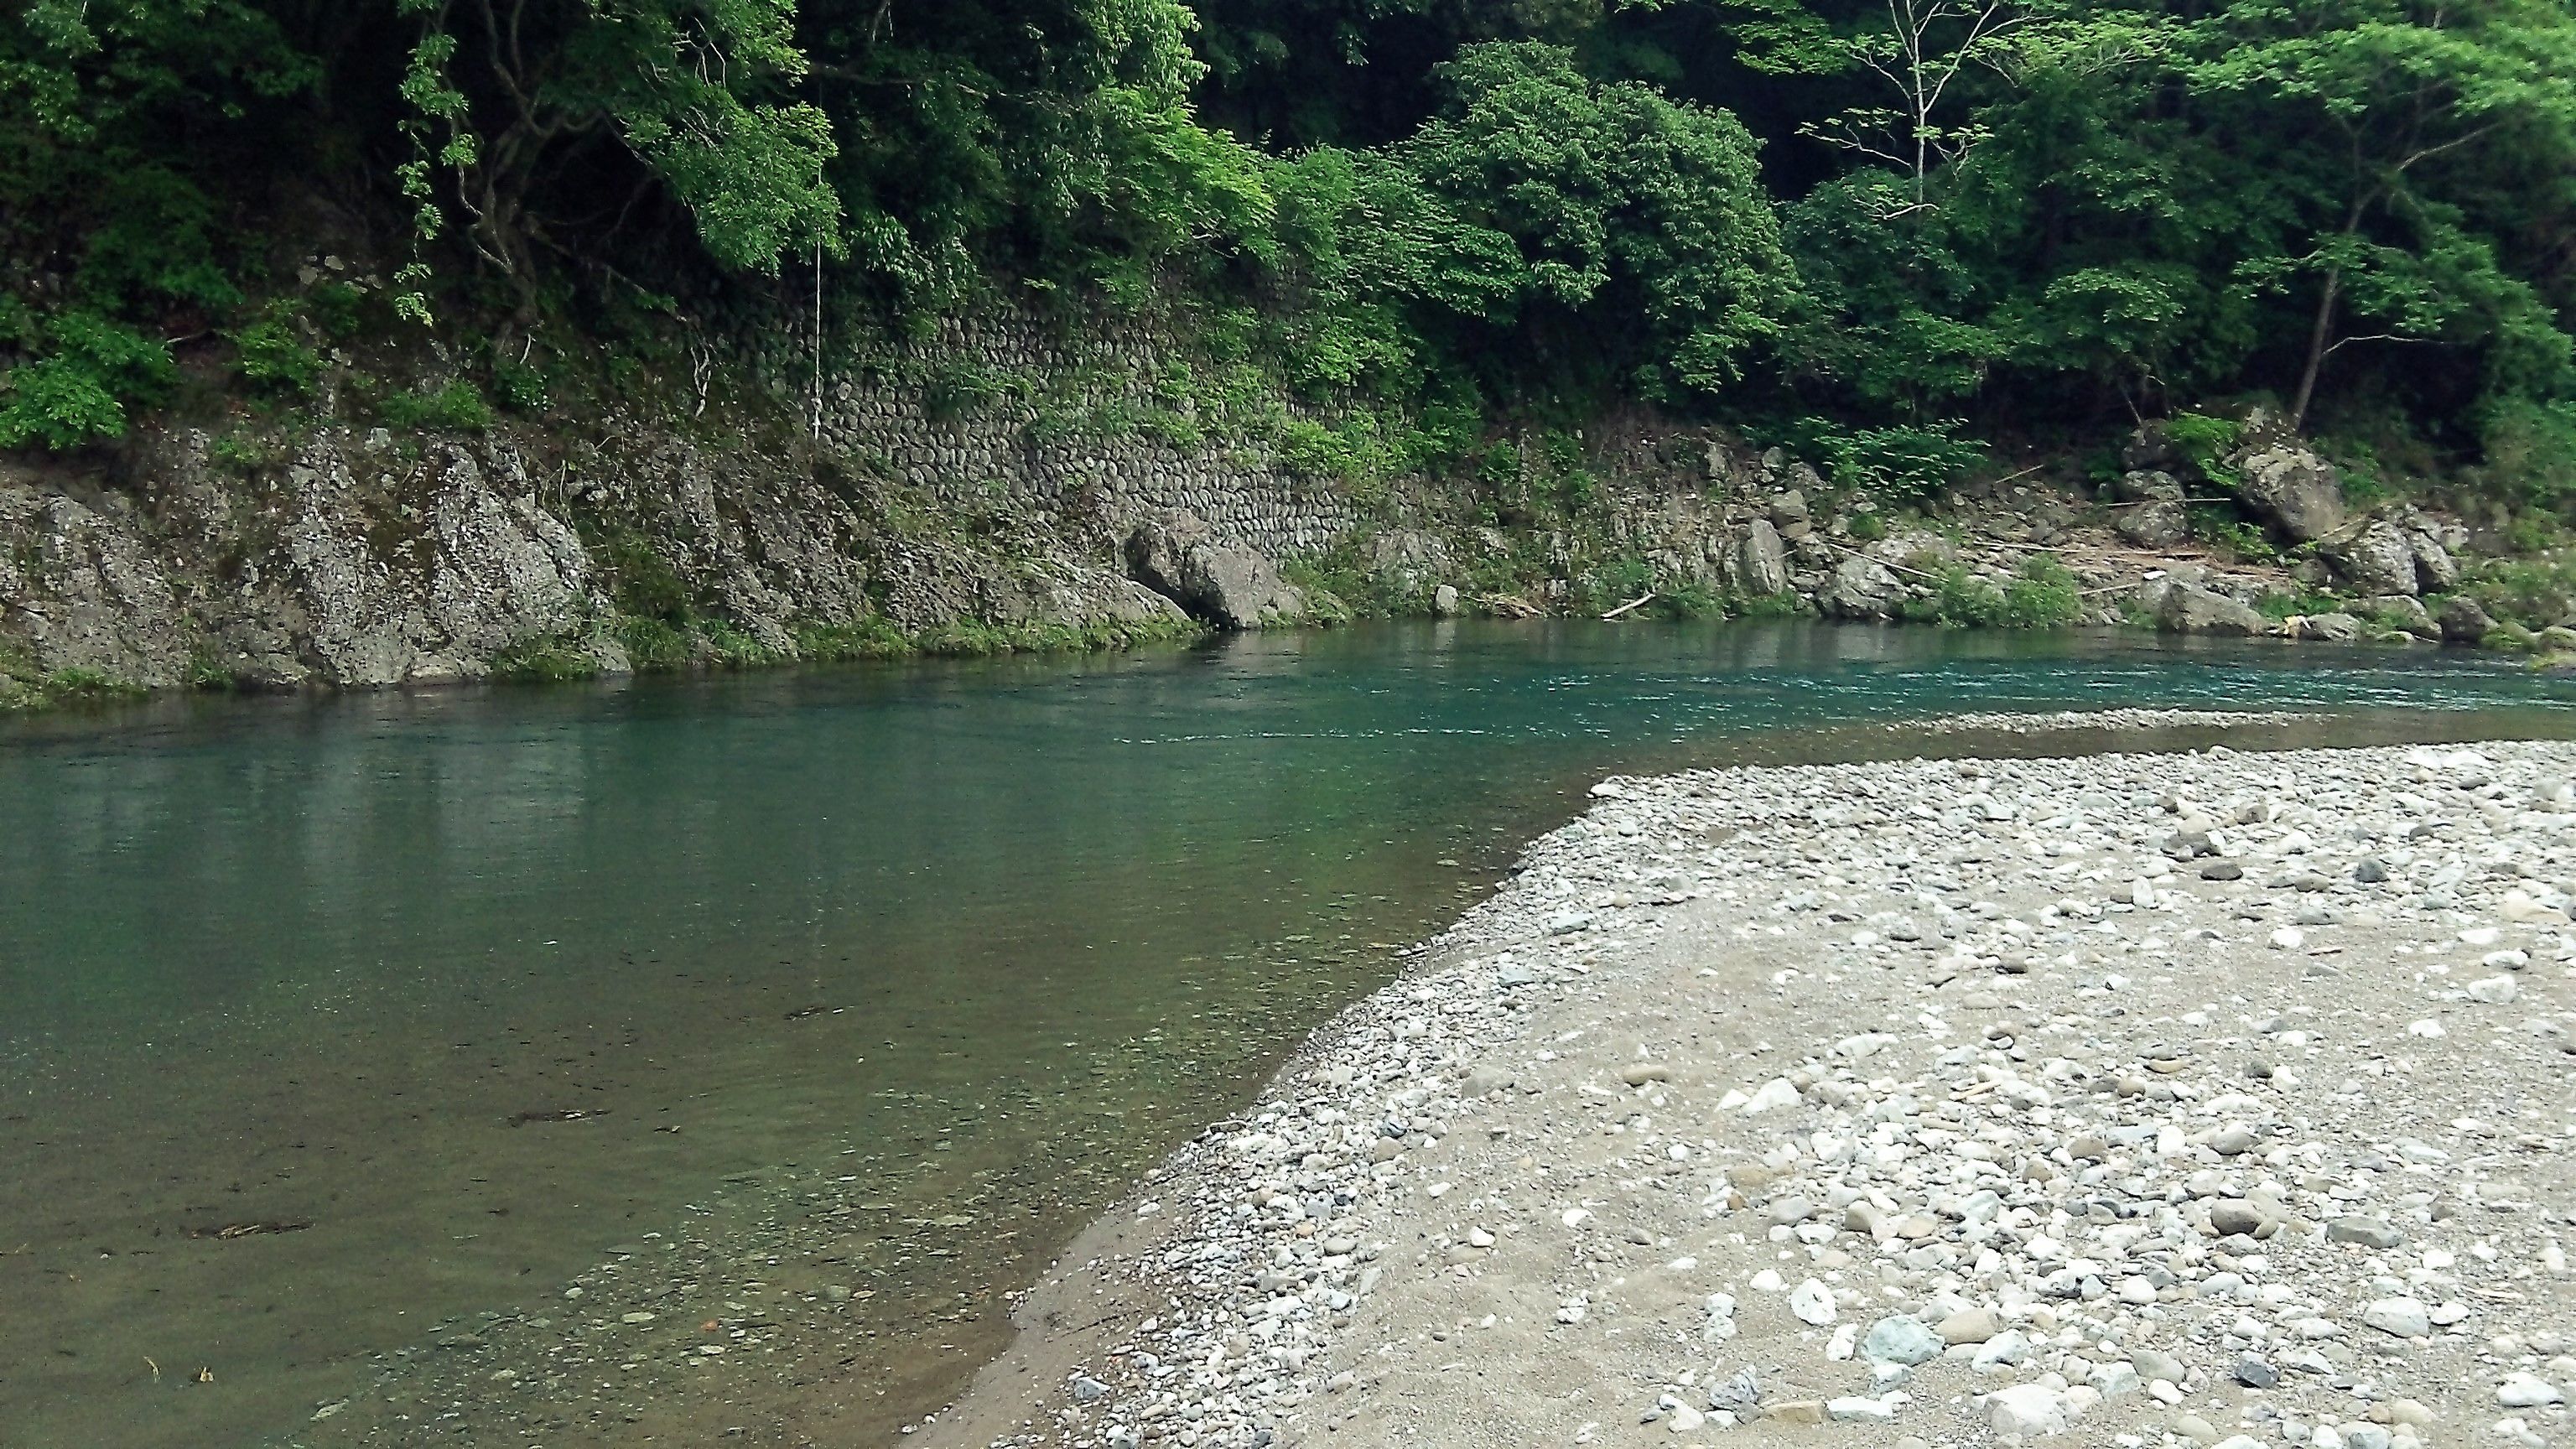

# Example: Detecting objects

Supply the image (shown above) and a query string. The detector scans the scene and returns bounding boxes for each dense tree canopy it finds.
[3,0,2573,494]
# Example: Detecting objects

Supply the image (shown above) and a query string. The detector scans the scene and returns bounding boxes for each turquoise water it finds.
[2,621,2569,1446]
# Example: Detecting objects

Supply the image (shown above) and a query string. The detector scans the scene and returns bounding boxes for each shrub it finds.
[1758,418,1987,501]
[1999,555,2083,628]
[377,381,494,433]
[233,304,323,395]
[0,313,176,449]
[2475,398,2576,514]
[488,634,600,682]
[2188,506,2278,563]
[1657,582,1723,620]
[2465,558,2576,630]
[489,354,548,413]
[1908,556,2080,629]
[2164,413,2241,481]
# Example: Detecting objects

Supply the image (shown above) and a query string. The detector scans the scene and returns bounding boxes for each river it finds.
[3,621,2569,1447]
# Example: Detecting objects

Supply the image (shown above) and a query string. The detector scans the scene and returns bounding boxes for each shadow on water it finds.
[1,621,2570,1446]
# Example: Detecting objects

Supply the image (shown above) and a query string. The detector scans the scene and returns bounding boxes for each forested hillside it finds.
[3,1,2569,481]
[3,1,2574,605]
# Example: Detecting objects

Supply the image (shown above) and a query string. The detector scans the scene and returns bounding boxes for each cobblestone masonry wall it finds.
[760,308,1363,560]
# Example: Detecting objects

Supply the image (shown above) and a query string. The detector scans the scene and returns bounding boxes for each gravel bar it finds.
[925,741,2576,1449]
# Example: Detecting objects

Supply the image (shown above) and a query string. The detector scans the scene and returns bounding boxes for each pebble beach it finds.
[925,736,2576,1449]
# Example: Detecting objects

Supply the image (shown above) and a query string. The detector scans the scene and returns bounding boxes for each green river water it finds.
[3,621,2573,1448]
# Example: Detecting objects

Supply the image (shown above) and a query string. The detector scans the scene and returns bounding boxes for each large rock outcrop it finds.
[2406,525,2460,591]
[2322,521,2421,597]
[1820,554,1904,621]
[2158,584,2270,636]
[0,411,1233,693]
[1125,510,1307,630]
[3,433,625,688]
[0,486,195,687]
[2235,447,2346,543]
[1732,519,1790,596]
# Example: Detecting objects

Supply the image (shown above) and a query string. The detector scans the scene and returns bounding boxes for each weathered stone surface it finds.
[2409,529,2460,591]
[2116,500,2192,548]
[2158,584,2269,636]
[2122,423,2182,472]
[2115,469,2184,503]
[1127,510,1306,631]
[1820,554,1904,620]
[1737,519,1790,596]
[2236,445,2346,541]
[2371,594,2438,636]
[2325,521,2422,597]
[0,483,193,688]
[2295,611,2364,643]
[2437,594,2496,645]
[1367,529,1451,595]
[1867,529,1956,569]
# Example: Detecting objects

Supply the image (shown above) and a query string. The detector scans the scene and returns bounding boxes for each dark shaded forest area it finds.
[4,1,2573,506]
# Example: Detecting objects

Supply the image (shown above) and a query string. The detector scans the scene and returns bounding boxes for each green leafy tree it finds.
[1727,0,2056,214]
[1193,0,1606,146]
[2187,0,2576,428]
[0,1,317,444]
[799,0,1273,309]
[1285,42,1793,403]
[392,0,842,322]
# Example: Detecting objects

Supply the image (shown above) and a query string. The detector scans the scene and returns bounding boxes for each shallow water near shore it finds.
[3,620,2573,1447]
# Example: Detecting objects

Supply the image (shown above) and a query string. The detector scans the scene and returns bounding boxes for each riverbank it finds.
[11,387,2575,723]
[925,735,2576,1449]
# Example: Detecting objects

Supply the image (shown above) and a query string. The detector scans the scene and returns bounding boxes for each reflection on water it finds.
[2,621,2569,1446]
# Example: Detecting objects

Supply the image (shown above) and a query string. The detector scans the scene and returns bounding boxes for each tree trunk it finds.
[2288,265,2340,434]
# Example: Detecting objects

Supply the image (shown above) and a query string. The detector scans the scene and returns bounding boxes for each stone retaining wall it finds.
[767,309,1363,562]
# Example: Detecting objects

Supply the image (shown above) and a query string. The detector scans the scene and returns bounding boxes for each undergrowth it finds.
[1902,557,2083,629]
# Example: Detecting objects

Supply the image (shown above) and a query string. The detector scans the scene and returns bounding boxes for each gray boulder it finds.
[2370,594,2438,637]
[2408,530,2460,591]
[1736,519,1790,596]
[2436,595,2496,645]
[2114,470,2184,503]
[1820,555,1904,620]
[2324,521,2420,597]
[2122,423,2181,474]
[2295,612,2363,643]
[1869,528,1957,569]
[1126,511,1306,631]
[2115,501,2191,548]
[2236,447,2347,542]
[2158,584,2270,636]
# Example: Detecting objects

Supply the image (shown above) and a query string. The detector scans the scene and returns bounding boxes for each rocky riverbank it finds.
[9,359,2575,718]
[925,736,2576,1449]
